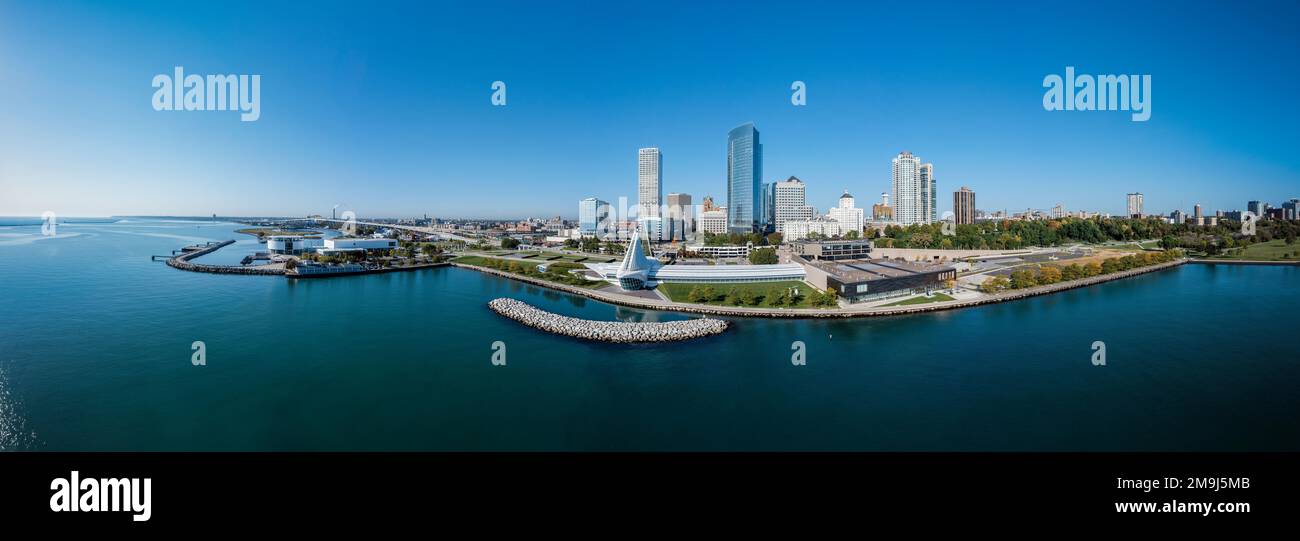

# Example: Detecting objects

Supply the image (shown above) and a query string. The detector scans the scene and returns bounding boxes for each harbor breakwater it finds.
[487,298,728,343]
[166,240,286,276]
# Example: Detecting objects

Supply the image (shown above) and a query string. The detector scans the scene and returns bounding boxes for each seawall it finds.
[166,240,287,276]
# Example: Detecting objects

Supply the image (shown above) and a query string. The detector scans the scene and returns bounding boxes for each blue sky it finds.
[1,0,1297,219]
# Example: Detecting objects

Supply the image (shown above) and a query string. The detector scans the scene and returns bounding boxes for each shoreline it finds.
[1189,258,1300,266]
[451,259,1188,319]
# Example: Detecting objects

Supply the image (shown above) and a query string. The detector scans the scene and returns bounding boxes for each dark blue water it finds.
[1,219,1297,450]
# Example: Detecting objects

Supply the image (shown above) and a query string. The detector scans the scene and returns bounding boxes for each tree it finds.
[422,243,442,257]
[785,286,803,306]
[501,237,521,249]
[749,248,779,265]
[766,287,787,307]
[820,287,839,307]
[1038,266,1062,284]
[726,287,743,306]
[687,286,707,303]
[284,258,298,271]
[507,261,522,274]
[699,286,717,303]
[1009,269,1038,289]
[844,229,860,240]
[580,237,601,253]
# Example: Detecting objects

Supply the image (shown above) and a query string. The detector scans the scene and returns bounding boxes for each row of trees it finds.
[684,285,838,308]
[980,249,1185,293]
[475,257,591,287]
[1159,221,1298,254]
[878,217,1299,251]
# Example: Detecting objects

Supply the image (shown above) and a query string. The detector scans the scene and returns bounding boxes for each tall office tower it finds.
[919,163,936,223]
[1194,204,1203,223]
[638,148,662,218]
[954,186,976,225]
[1052,203,1064,219]
[1284,199,1299,220]
[827,190,865,234]
[872,192,893,221]
[761,181,775,233]
[892,151,932,224]
[578,197,610,237]
[772,176,814,233]
[726,123,762,233]
[1127,193,1145,217]
[1247,200,1265,218]
[665,193,693,242]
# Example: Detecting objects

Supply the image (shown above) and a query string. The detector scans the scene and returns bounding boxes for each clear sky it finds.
[1,0,1297,219]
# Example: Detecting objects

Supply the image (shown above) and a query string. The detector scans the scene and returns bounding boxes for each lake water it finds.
[1,218,1297,450]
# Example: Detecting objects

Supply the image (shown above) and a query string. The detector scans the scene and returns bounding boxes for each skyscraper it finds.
[665,192,693,242]
[1247,200,1265,218]
[920,163,936,223]
[637,148,662,219]
[954,186,976,225]
[578,197,610,237]
[1127,193,1144,217]
[726,123,762,234]
[772,176,814,233]
[761,181,775,233]
[892,151,933,225]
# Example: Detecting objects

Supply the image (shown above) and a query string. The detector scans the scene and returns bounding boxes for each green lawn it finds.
[881,292,956,307]
[658,280,822,308]
[452,256,606,288]
[1210,239,1300,261]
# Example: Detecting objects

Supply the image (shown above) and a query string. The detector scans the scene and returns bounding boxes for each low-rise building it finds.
[685,243,753,258]
[266,235,325,255]
[790,239,873,261]
[800,257,956,303]
[784,216,844,241]
[322,237,398,254]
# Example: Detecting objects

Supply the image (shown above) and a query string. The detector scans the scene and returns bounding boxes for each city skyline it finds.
[2,1,1299,219]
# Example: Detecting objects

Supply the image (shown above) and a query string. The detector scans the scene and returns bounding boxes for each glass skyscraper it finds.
[726,123,762,234]
[578,197,609,237]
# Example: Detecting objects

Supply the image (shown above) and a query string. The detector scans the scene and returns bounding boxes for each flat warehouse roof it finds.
[813,258,951,283]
